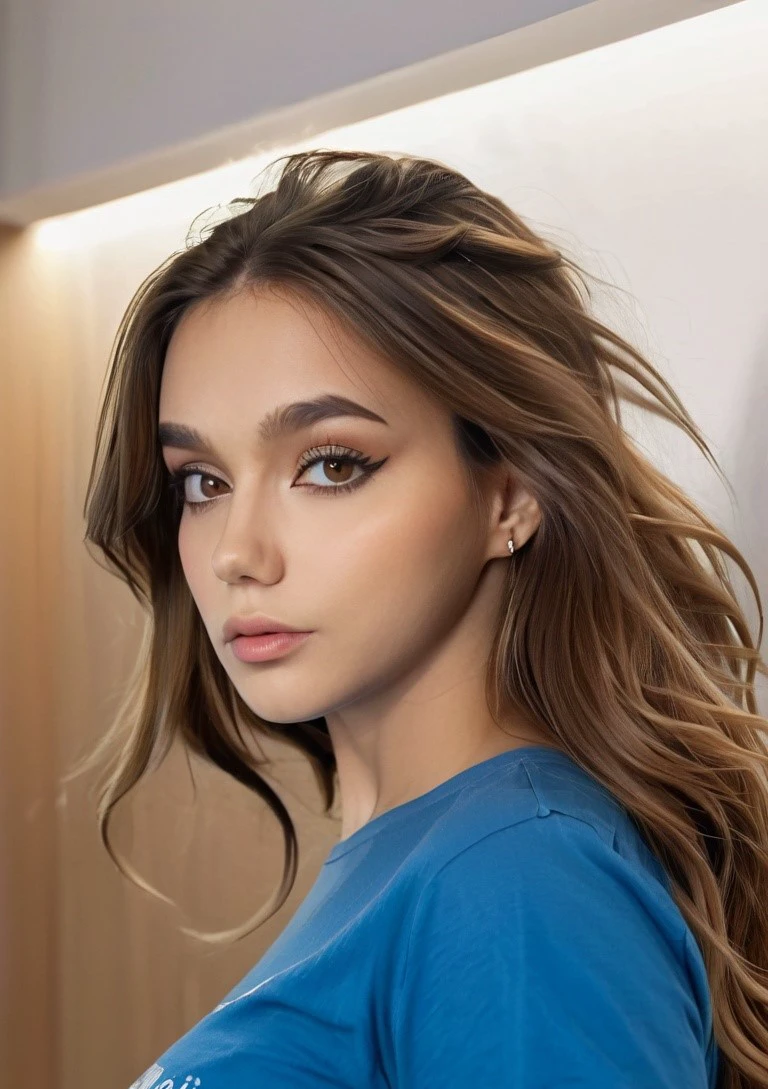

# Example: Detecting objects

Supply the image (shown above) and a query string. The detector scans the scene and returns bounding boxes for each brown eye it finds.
[294,444,387,496]
[187,473,225,501]
[167,468,228,513]
[299,456,360,488]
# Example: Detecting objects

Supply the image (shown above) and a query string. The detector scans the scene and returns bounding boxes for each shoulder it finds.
[402,750,691,961]
[409,749,670,895]
[388,756,716,1087]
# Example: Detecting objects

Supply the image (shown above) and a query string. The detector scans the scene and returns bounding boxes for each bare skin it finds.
[159,284,559,842]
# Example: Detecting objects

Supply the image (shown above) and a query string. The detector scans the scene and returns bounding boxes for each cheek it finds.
[176,522,211,606]
[177,522,194,578]
[317,482,466,582]
[326,487,482,645]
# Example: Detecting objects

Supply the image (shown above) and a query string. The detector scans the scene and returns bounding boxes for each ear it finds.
[483,463,541,562]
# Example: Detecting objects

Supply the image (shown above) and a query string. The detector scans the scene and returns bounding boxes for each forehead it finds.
[159,285,405,421]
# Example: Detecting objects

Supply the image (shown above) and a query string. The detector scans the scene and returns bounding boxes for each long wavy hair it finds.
[69,148,768,1087]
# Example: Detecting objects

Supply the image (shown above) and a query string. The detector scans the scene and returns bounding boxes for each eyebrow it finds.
[158,393,389,453]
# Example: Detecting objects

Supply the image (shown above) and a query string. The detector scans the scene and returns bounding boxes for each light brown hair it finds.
[71,149,768,1087]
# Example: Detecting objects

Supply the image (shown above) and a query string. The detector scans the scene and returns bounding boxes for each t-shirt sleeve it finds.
[389,812,711,1088]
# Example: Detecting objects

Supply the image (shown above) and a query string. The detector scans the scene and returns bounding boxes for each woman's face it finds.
[158,285,511,729]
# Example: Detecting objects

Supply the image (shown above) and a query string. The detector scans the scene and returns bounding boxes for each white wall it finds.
[0,0,742,225]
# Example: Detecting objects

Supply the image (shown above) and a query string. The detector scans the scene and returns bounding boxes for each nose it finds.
[209,485,283,585]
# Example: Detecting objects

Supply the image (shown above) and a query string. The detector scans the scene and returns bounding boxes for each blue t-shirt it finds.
[128,745,720,1088]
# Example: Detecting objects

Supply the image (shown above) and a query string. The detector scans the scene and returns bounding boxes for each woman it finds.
[77,149,768,1087]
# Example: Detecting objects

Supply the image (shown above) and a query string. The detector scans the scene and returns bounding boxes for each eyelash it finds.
[166,443,386,515]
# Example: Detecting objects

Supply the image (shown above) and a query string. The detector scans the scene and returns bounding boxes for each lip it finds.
[223,614,310,643]
[230,631,312,663]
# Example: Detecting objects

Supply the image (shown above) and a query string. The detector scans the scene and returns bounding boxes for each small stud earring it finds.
[507,537,515,555]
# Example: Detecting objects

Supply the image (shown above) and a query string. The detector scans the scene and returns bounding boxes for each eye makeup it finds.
[166,442,388,514]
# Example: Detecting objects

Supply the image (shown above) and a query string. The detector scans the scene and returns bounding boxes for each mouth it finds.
[222,614,310,643]
[229,630,312,663]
